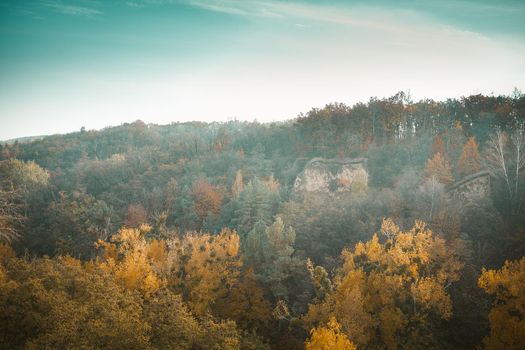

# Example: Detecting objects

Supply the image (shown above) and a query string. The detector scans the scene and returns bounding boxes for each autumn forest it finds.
[0,92,524,349]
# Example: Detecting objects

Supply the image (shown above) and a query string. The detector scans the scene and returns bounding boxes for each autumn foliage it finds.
[305,218,463,349]
[431,135,448,161]
[192,178,223,219]
[478,257,525,350]
[425,152,454,185]
[305,317,356,350]
[457,137,481,177]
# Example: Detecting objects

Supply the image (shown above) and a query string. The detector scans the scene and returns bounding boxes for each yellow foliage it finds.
[182,228,242,315]
[305,317,357,350]
[96,225,166,298]
[479,257,525,350]
[147,239,168,273]
[0,243,16,265]
[0,228,250,349]
[305,218,463,349]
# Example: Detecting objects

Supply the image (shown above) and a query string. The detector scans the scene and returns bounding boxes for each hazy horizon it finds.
[1,0,525,140]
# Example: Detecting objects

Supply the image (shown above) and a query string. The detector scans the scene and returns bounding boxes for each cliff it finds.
[293,157,368,195]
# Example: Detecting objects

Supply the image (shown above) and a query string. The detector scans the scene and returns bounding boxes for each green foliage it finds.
[245,218,303,302]
[233,177,280,237]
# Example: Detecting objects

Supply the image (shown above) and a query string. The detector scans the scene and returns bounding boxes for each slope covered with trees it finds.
[1,92,524,349]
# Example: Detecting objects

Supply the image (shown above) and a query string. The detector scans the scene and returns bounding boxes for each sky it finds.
[0,0,524,140]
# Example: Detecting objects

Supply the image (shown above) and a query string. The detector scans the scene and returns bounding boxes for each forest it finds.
[1,92,524,349]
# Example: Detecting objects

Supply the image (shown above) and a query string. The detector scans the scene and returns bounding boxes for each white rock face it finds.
[293,158,368,194]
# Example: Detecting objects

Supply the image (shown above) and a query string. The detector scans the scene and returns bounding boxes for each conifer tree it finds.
[457,137,481,177]
[431,135,448,161]
[425,152,454,185]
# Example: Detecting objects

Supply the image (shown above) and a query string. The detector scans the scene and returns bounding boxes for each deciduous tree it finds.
[305,317,357,350]
[305,219,463,349]
[478,257,525,350]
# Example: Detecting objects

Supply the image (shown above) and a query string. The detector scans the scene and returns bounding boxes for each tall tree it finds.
[486,130,512,201]
[234,177,279,236]
[457,137,481,177]
[510,125,525,212]
[431,134,448,161]
[245,218,302,301]
[425,152,454,185]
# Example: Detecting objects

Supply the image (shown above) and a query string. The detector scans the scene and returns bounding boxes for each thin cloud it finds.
[188,1,251,16]
[41,1,102,17]
[126,2,146,8]
[187,0,283,18]
[184,0,426,33]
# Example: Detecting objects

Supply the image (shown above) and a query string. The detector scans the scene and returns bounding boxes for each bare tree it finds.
[418,175,445,221]
[511,124,525,212]
[486,130,513,201]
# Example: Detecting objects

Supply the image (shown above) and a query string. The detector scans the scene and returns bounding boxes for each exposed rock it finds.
[293,158,368,194]
[446,171,491,204]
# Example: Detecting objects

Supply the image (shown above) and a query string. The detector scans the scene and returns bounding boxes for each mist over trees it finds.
[1,92,524,349]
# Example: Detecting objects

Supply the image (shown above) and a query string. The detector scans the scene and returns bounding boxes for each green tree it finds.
[245,218,303,301]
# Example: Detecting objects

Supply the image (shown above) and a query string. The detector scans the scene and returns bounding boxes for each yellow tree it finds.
[95,224,165,298]
[425,152,454,185]
[457,137,481,177]
[478,257,525,350]
[179,228,242,315]
[0,247,152,349]
[305,317,357,350]
[305,218,463,349]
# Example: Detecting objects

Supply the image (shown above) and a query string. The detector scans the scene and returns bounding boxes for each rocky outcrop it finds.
[446,171,491,204]
[293,158,368,194]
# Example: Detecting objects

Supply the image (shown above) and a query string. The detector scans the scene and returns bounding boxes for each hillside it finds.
[1,93,525,349]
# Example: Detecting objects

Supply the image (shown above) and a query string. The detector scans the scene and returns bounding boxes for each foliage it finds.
[305,317,357,350]
[457,137,482,177]
[425,152,454,185]
[245,218,303,302]
[0,92,524,348]
[305,219,464,349]
[478,257,525,350]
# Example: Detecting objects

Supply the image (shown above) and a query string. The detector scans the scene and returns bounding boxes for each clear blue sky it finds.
[1,0,524,140]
